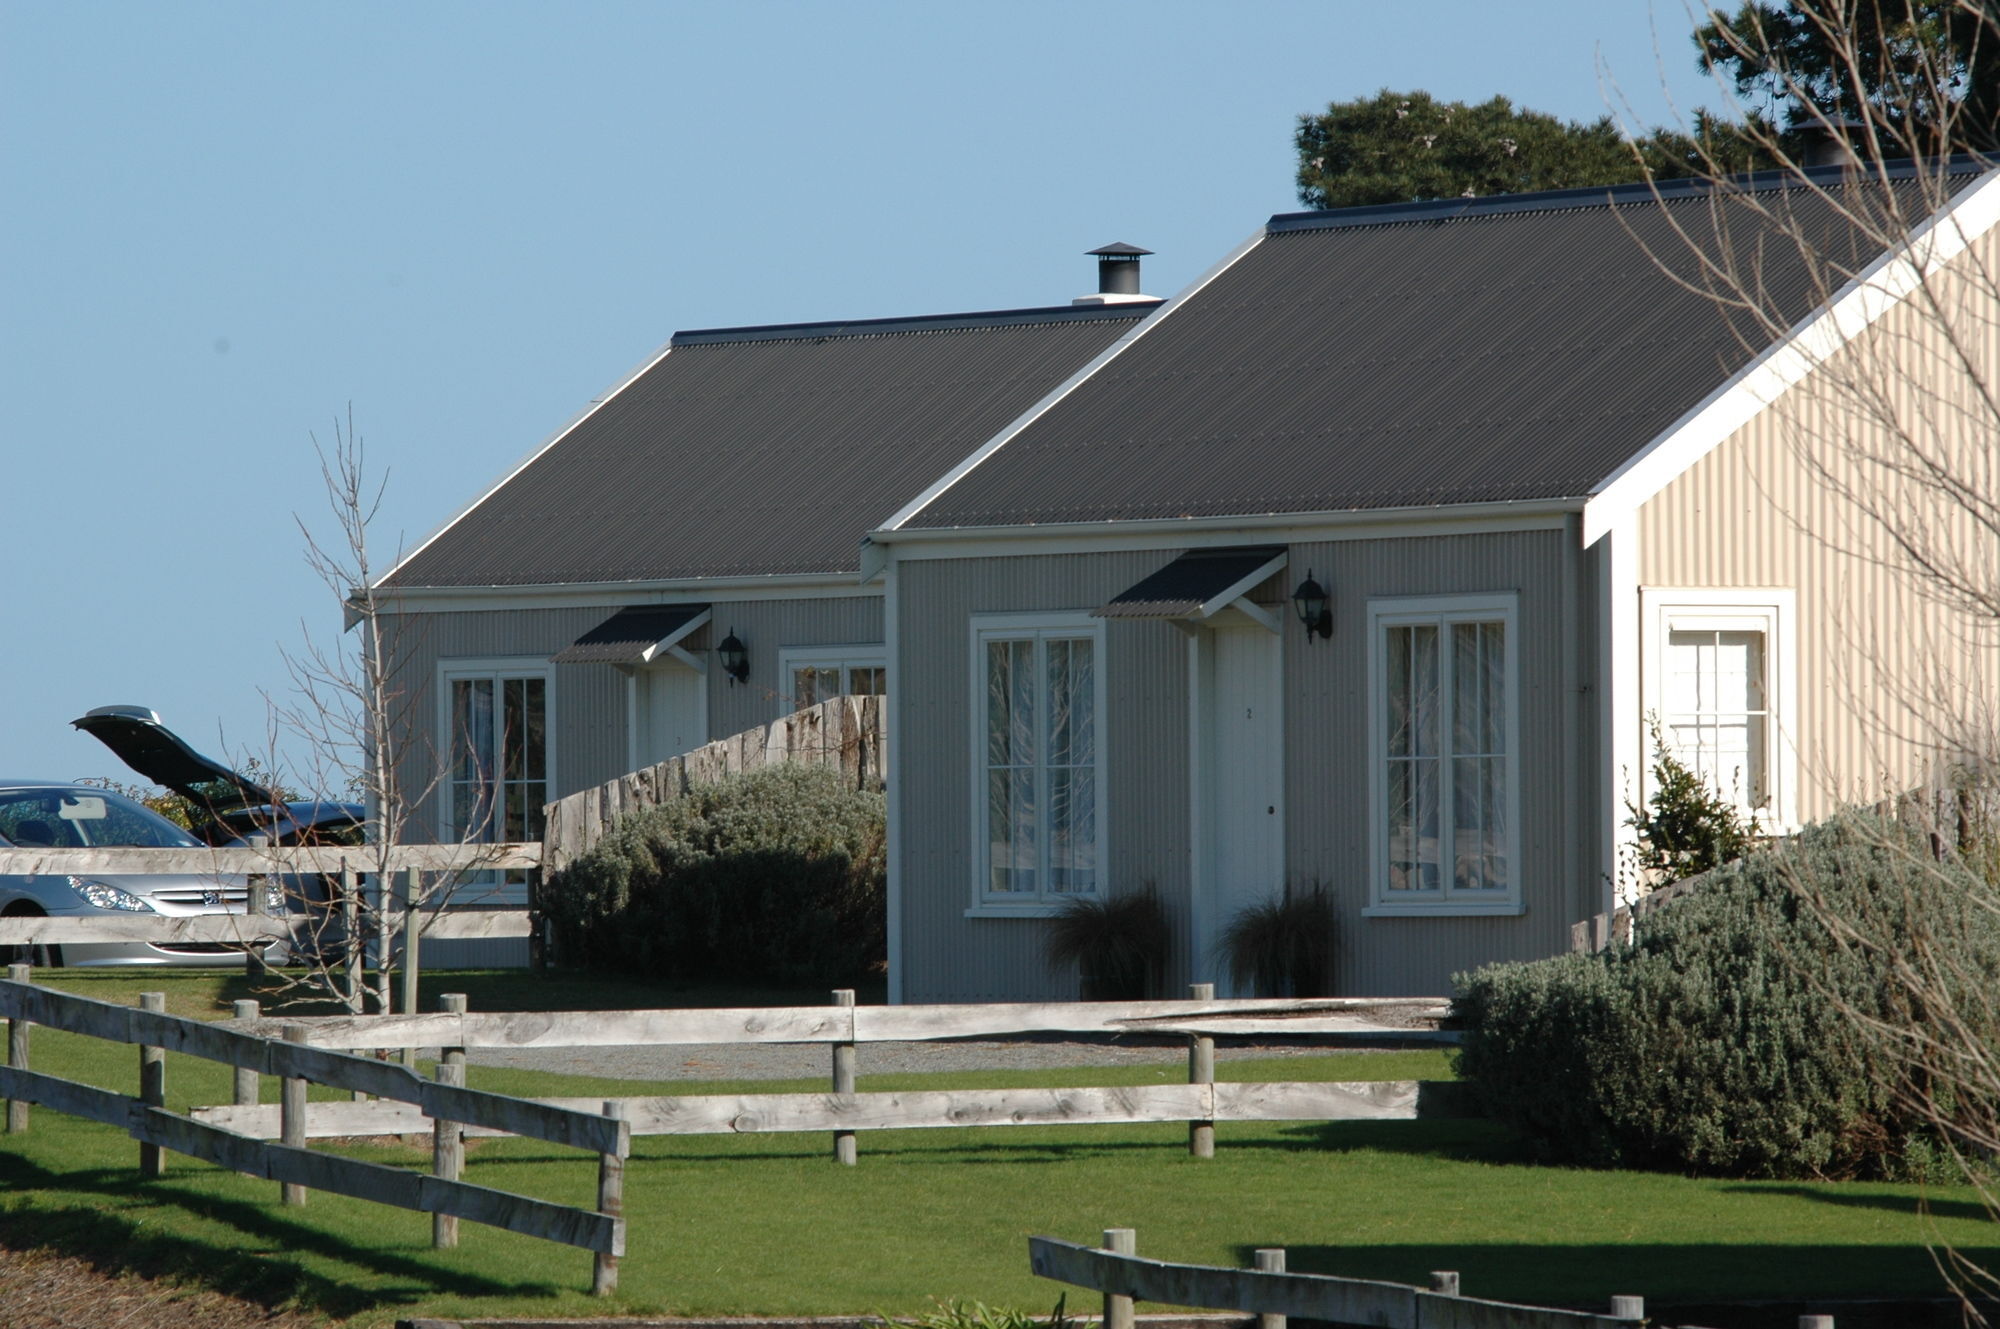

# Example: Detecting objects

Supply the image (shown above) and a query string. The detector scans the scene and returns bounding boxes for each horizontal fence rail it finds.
[0,910,532,946]
[228,997,1454,1052]
[192,1079,1449,1141]
[0,974,625,1290]
[0,843,542,876]
[1030,1234,1644,1329]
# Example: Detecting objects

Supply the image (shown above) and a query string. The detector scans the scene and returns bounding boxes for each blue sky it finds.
[1,1,1724,788]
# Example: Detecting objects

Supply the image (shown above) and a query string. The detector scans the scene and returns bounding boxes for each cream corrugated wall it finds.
[1637,226,2000,821]
[894,527,1596,1002]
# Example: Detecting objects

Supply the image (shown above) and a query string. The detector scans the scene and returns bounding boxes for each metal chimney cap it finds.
[1087,242,1153,257]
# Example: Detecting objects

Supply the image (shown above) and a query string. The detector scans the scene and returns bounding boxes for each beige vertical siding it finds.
[1637,226,2000,823]
[893,527,1597,1002]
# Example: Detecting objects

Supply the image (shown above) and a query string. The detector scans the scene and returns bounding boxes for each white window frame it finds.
[966,611,1108,918]
[1364,593,1523,917]
[774,644,887,718]
[1640,588,1798,832]
[436,656,555,908]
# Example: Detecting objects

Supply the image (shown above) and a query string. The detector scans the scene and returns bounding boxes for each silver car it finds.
[0,779,282,968]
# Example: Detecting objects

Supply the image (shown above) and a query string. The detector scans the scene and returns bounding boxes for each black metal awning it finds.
[1093,547,1287,621]
[552,604,711,665]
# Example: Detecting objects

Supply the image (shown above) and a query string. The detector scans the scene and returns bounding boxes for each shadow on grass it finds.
[0,1150,559,1317]
[1226,1241,2000,1322]
[1719,1182,1995,1224]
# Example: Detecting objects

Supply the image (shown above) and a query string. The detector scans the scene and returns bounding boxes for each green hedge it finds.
[1455,814,2000,1179]
[542,764,885,986]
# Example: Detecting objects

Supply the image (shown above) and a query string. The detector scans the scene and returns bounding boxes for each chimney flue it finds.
[1074,242,1155,306]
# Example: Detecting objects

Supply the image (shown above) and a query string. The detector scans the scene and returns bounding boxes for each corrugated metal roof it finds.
[384,305,1153,588]
[906,168,1984,530]
[1094,546,1286,618]
[550,604,709,664]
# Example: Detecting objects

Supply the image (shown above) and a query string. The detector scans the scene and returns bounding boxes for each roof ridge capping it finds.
[671,299,1163,347]
[1265,153,2000,234]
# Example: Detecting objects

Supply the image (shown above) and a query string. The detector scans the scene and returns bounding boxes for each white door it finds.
[1191,621,1284,994]
[631,665,707,768]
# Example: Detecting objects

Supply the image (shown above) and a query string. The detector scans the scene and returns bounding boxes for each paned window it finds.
[777,647,886,716]
[1369,596,1519,911]
[972,616,1103,906]
[439,660,550,906]
[1642,591,1795,827]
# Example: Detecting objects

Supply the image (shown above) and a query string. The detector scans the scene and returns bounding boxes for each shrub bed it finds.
[1455,814,2000,1179]
[542,764,885,986]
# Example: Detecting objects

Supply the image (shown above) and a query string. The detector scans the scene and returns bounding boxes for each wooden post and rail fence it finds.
[1030,1230,1658,1329]
[0,966,626,1291]
[3,972,1453,1294]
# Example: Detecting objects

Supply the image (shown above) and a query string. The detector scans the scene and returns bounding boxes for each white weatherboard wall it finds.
[1635,223,2000,823]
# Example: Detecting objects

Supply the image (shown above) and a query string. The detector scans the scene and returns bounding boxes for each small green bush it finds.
[1455,813,2000,1179]
[542,764,885,986]
[1626,717,1760,884]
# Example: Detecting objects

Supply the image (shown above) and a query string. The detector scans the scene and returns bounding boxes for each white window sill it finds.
[964,903,1073,919]
[1362,901,1525,919]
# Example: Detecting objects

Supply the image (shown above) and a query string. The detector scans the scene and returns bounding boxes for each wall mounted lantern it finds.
[717,628,750,685]
[1292,571,1332,641]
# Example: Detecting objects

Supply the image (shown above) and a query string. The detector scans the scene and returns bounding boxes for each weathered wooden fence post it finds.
[433,992,469,1248]
[831,987,857,1165]
[1103,1228,1136,1329]
[1188,982,1215,1158]
[1430,1271,1460,1296]
[341,865,363,1009]
[281,1024,309,1205]
[6,962,31,1133]
[431,1055,465,1247]
[245,872,269,979]
[1254,1248,1286,1329]
[400,866,422,1066]
[1610,1295,1646,1321]
[593,1099,630,1296]
[231,1000,260,1107]
[138,992,166,1178]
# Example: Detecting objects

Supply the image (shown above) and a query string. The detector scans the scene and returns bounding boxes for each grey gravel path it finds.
[469,1036,1393,1083]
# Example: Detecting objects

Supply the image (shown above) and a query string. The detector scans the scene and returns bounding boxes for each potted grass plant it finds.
[1219,882,1337,997]
[1043,888,1169,1001]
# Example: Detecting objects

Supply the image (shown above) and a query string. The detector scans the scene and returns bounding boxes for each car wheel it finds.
[0,904,61,970]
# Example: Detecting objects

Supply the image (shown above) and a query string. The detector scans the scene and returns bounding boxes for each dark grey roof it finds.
[906,164,1989,530]
[1094,546,1286,618]
[385,304,1154,588]
[551,604,709,664]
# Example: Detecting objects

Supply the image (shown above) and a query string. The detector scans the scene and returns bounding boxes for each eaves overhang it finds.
[859,497,1585,578]
[371,571,879,615]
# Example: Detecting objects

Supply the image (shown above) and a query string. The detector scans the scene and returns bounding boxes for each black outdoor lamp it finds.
[1292,571,1332,641]
[717,628,750,685]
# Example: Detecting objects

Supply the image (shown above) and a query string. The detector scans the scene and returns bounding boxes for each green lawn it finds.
[2,970,1993,1326]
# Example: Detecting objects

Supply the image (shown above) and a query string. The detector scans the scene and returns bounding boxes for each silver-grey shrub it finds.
[1454,814,2000,1179]
[543,763,885,986]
